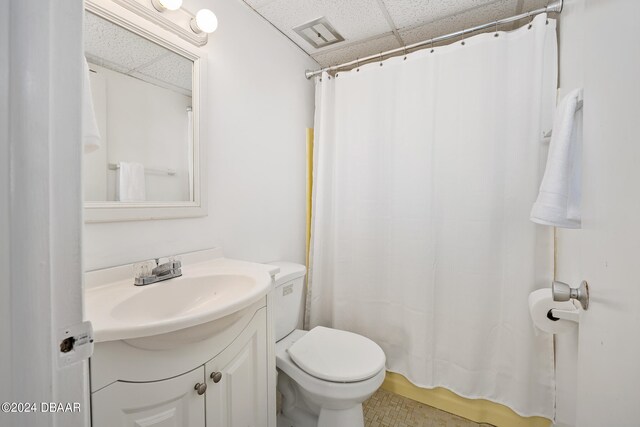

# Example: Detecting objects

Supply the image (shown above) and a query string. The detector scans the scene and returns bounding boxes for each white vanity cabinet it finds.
[92,367,206,427]
[205,311,267,427]
[89,299,273,427]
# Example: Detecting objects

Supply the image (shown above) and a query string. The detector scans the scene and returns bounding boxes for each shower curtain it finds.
[308,14,557,419]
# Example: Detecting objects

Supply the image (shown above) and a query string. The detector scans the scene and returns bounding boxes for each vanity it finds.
[85,249,279,427]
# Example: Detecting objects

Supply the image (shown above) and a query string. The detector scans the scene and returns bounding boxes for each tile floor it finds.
[363,388,494,427]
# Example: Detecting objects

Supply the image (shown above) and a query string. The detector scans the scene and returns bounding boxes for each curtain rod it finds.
[305,0,563,79]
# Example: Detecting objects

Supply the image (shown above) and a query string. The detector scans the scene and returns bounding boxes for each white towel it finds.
[531,88,583,229]
[82,58,101,153]
[116,162,146,202]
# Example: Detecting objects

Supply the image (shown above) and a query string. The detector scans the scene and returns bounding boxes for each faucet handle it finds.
[134,261,154,280]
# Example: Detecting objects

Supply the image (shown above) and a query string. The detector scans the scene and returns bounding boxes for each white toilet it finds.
[270,262,386,427]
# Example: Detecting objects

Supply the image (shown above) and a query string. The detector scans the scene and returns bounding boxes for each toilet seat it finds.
[287,326,386,383]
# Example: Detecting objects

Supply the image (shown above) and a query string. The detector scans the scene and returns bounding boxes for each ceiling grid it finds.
[243,0,550,67]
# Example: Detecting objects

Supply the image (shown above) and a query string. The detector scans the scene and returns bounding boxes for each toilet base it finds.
[277,371,368,427]
[318,405,364,427]
[277,404,364,427]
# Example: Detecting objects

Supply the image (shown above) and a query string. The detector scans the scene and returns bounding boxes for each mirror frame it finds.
[84,0,207,223]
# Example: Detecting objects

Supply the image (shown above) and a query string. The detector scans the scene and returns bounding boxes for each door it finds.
[91,367,206,427]
[0,1,88,427]
[206,310,268,427]
[570,0,640,425]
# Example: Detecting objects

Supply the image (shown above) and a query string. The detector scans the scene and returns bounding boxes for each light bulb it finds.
[190,9,218,34]
[151,0,182,12]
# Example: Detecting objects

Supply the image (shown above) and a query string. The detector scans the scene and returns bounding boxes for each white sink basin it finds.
[85,256,277,343]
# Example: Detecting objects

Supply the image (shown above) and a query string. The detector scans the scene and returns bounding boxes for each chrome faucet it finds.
[134,257,182,286]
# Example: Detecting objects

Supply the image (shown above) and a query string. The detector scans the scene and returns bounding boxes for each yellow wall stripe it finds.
[305,128,314,268]
[382,372,551,427]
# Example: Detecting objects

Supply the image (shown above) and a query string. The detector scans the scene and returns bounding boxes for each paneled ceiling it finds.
[243,0,550,68]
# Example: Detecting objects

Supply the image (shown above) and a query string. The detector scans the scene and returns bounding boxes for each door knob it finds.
[552,280,589,310]
[210,371,222,383]
[194,382,207,395]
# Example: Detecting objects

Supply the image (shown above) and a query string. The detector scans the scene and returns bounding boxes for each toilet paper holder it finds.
[552,280,589,310]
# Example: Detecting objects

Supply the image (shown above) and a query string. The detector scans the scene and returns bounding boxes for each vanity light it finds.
[151,0,182,12]
[190,9,218,34]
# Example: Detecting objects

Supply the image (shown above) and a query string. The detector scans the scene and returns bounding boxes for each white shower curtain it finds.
[309,14,557,418]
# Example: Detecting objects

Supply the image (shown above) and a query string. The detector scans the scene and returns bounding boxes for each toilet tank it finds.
[269,262,306,342]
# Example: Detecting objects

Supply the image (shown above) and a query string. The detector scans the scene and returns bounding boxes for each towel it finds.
[82,58,101,153]
[116,162,146,201]
[530,88,583,229]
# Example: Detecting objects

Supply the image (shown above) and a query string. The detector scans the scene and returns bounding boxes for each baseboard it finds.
[381,372,552,427]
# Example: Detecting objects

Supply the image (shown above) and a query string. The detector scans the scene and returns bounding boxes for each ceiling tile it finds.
[244,0,279,9]
[85,55,130,74]
[382,0,508,30]
[136,53,193,93]
[398,0,519,45]
[84,11,169,72]
[523,0,551,11]
[311,33,401,68]
[255,0,393,54]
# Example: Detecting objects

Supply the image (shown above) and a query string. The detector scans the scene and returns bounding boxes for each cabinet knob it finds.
[210,371,222,383]
[194,382,207,395]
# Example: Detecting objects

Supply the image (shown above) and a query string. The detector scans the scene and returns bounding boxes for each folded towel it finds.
[116,162,146,202]
[530,88,583,228]
[82,58,101,153]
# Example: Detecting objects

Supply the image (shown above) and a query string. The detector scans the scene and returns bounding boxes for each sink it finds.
[85,255,277,344]
[111,274,255,323]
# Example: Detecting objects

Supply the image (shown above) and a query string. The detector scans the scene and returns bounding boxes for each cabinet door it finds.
[206,310,267,427]
[92,367,206,427]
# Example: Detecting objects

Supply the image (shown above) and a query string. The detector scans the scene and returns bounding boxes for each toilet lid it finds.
[287,326,386,383]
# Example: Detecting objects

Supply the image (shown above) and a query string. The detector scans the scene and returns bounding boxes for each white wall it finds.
[83,0,318,270]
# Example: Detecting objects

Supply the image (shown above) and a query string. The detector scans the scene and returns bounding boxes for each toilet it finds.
[270,262,386,427]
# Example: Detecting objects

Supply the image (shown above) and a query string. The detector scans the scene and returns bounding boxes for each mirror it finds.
[83,5,206,222]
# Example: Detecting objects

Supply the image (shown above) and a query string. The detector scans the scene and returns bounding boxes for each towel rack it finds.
[543,91,584,138]
[108,163,176,176]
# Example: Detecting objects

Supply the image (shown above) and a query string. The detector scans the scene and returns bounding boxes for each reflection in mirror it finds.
[83,11,194,203]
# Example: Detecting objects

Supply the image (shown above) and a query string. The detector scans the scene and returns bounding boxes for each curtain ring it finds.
[379,52,383,66]
[430,39,434,53]
[494,21,499,37]
[528,12,533,29]
[356,58,360,72]
[461,29,466,45]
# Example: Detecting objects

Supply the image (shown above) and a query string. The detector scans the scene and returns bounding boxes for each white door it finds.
[206,311,268,427]
[0,1,88,427]
[91,367,206,427]
[572,0,640,425]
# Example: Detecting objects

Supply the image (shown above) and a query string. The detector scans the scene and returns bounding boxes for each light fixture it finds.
[151,0,182,12]
[190,9,218,34]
